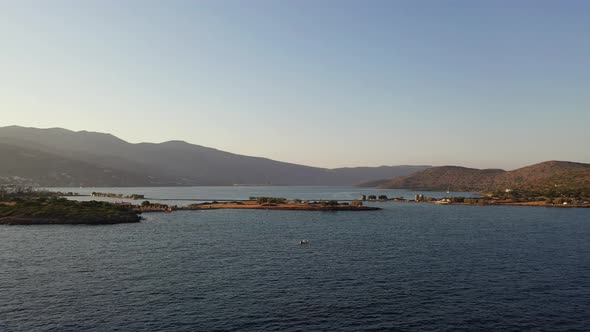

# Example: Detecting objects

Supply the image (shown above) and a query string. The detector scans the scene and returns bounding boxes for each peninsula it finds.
[186,197,380,211]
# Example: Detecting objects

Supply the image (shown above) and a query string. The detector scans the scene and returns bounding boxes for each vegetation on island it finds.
[0,187,141,225]
[255,197,288,205]
[188,197,379,211]
[138,200,176,212]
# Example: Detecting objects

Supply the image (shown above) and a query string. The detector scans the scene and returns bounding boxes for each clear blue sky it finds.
[2,0,589,169]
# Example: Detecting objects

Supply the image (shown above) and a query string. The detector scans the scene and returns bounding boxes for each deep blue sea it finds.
[1,187,589,331]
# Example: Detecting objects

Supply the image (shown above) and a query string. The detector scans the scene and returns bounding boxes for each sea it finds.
[1,186,589,331]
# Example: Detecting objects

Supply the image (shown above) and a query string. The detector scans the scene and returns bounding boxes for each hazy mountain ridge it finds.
[0,126,429,187]
[355,178,394,188]
[374,161,590,192]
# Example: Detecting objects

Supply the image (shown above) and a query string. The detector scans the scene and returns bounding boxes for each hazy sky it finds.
[2,0,589,170]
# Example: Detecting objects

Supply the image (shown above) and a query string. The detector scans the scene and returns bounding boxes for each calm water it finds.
[2,187,589,331]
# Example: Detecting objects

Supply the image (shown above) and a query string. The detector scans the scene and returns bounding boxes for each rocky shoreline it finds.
[0,215,141,225]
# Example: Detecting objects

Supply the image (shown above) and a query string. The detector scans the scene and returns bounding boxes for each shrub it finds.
[256,197,287,204]
[351,200,363,207]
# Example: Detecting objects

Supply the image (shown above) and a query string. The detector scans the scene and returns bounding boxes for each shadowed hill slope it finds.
[376,166,505,191]
[0,126,429,186]
[0,143,172,187]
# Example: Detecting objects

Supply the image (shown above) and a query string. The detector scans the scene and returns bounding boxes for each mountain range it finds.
[363,161,590,192]
[0,126,430,187]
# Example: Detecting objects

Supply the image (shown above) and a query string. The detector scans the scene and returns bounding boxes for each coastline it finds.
[184,200,381,211]
[449,201,590,208]
[386,199,590,208]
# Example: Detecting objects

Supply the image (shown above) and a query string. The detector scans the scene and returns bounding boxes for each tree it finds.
[451,197,465,203]
[257,197,287,204]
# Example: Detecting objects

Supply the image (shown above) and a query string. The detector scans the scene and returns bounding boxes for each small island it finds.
[0,188,141,225]
[186,197,381,211]
[0,199,141,225]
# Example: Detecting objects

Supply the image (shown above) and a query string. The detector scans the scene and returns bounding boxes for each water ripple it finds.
[1,204,589,331]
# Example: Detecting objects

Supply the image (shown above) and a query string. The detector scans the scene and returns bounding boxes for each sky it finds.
[1,0,589,170]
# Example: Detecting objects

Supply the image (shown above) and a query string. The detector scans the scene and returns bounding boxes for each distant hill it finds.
[355,178,393,188]
[0,126,429,187]
[375,166,505,191]
[373,161,590,192]
[493,161,590,191]
[327,165,431,186]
